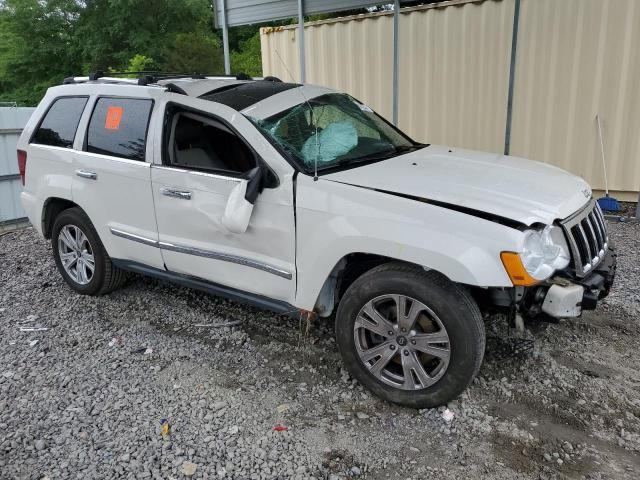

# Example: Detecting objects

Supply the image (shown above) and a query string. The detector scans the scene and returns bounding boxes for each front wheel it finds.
[335,263,485,408]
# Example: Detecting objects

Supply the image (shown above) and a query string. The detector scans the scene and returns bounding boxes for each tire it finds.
[51,207,127,295]
[335,263,485,409]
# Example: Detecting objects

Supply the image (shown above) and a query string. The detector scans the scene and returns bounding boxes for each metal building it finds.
[0,107,35,228]
[261,0,640,200]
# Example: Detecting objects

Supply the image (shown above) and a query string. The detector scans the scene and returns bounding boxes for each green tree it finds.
[0,0,83,104]
[161,32,224,74]
[127,54,154,73]
[230,31,262,77]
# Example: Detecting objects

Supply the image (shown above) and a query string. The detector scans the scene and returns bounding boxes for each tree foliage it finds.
[0,0,373,106]
[0,0,226,105]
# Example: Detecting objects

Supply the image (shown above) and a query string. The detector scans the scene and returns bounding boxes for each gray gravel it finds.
[1,221,639,479]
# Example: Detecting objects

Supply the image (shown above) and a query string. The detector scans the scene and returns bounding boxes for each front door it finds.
[150,98,297,304]
[72,95,164,269]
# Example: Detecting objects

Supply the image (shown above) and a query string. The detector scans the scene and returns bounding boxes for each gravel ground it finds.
[1,222,639,480]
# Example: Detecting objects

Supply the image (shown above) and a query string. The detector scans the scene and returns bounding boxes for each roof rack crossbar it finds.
[61,71,261,88]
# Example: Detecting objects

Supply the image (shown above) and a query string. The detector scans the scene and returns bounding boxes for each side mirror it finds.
[221,167,261,234]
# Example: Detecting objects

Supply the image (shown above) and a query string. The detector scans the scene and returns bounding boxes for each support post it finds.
[392,0,400,126]
[504,0,521,155]
[297,0,306,82]
[221,0,231,75]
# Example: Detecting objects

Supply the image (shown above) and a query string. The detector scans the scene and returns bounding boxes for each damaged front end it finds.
[481,199,617,323]
[520,246,616,318]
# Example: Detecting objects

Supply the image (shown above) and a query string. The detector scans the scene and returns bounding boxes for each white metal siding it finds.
[510,0,640,196]
[0,108,35,223]
[398,0,513,152]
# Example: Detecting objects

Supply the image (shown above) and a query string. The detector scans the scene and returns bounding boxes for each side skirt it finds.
[111,259,299,317]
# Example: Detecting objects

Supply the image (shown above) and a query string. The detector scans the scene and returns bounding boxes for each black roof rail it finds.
[164,83,188,95]
[61,71,256,86]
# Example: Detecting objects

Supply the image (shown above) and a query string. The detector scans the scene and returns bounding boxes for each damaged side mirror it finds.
[221,167,262,234]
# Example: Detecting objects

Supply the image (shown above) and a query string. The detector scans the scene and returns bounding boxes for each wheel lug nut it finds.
[401,328,406,333]
[390,345,396,350]
[388,331,394,336]
[403,349,410,356]
[411,340,416,345]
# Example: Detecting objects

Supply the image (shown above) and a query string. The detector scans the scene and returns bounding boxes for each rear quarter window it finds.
[86,97,153,161]
[32,97,88,148]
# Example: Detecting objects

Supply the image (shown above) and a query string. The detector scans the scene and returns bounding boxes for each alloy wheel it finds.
[353,294,451,390]
[57,225,95,285]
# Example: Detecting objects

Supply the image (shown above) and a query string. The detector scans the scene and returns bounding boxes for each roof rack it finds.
[62,71,257,86]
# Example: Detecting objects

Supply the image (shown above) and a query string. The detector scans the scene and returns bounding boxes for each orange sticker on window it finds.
[105,106,123,130]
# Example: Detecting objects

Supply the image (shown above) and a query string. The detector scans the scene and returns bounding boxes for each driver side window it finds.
[165,109,257,175]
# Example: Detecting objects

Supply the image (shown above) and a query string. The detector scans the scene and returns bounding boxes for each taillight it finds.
[17,149,27,186]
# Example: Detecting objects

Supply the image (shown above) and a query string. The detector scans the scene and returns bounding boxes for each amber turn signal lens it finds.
[500,252,540,286]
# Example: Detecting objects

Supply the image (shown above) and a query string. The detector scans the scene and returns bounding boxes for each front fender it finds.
[294,175,522,311]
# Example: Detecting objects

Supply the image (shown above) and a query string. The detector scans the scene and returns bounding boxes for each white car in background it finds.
[18,73,616,408]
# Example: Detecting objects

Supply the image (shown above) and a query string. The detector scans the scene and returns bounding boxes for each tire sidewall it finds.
[51,209,105,295]
[335,268,483,408]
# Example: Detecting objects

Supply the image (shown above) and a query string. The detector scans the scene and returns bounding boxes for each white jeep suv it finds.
[18,74,616,408]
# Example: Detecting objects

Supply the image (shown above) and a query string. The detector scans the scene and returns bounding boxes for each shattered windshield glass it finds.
[248,93,420,173]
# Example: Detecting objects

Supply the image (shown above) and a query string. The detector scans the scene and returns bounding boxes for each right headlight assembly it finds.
[501,226,571,286]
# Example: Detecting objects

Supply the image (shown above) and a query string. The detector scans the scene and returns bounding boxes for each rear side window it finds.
[32,97,88,148]
[86,98,153,161]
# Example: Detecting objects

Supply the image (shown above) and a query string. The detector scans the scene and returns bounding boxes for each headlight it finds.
[521,226,570,280]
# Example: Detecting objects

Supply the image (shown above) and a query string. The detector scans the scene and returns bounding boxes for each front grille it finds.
[560,199,608,277]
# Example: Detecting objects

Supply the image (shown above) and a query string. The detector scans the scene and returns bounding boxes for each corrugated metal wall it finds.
[261,13,396,120]
[510,0,640,198]
[398,0,513,153]
[0,108,35,223]
[261,0,640,199]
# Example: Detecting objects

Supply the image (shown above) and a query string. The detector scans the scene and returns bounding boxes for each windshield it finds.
[248,93,420,173]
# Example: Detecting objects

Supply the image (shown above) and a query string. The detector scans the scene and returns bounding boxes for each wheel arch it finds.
[313,253,443,318]
[42,197,81,239]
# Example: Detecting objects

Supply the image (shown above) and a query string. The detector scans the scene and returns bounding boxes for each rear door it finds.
[23,96,88,231]
[71,95,164,269]
[150,98,297,304]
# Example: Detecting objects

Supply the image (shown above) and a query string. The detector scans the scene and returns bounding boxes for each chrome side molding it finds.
[109,228,292,280]
[110,227,158,247]
[157,241,293,280]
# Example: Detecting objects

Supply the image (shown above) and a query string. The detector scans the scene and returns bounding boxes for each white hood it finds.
[323,145,592,226]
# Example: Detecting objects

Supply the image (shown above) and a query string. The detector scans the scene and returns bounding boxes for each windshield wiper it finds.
[394,144,426,154]
[333,148,397,167]
[332,144,424,168]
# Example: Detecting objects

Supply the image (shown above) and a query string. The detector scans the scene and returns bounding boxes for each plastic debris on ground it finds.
[442,408,455,422]
[181,461,197,476]
[130,347,153,355]
[160,418,170,438]
[273,425,288,432]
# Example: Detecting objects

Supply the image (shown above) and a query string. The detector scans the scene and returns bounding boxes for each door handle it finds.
[75,169,97,180]
[160,187,192,200]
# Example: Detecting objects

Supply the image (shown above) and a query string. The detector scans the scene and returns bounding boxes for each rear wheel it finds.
[51,207,127,295]
[335,263,485,408]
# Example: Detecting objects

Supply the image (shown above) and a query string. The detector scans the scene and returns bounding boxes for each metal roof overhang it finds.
[213,0,382,28]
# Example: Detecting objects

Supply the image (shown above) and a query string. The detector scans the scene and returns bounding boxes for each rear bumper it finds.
[20,191,42,235]
[539,246,616,318]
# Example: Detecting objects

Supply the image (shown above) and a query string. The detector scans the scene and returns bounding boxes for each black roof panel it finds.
[199,81,300,111]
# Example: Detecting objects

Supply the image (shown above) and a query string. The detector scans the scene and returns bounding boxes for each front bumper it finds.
[537,246,616,318]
